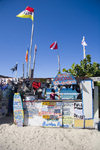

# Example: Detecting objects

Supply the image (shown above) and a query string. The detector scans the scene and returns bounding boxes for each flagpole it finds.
[57,48,61,73]
[23,63,24,79]
[26,61,28,78]
[57,54,61,73]
[15,69,17,82]
[83,45,86,59]
[32,44,37,78]
[29,18,34,78]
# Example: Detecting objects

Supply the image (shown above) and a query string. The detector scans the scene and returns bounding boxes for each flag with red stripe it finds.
[50,41,58,50]
[16,6,34,21]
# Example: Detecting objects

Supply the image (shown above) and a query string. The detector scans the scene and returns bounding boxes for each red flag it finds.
[50,41,58,50]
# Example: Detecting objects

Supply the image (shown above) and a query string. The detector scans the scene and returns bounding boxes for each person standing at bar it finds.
[50,88,60,100]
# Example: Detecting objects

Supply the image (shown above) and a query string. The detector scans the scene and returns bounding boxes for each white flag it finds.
[81,36,87,46]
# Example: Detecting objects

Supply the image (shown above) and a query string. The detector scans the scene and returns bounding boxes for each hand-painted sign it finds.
[23,101,62,127]
[74,102,83,119]
[42,102,62,127]
[74,102,84,128]
[13,93,24,127]
[62,102,74,128]
[52,73,76,86]
[23,101,42,126]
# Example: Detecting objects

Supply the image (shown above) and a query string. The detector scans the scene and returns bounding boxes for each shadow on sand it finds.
[0,115,13,125]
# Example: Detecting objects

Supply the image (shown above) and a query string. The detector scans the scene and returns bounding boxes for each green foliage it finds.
[63,55,100,77]
[57,71,61,74]
[94,81,100,86]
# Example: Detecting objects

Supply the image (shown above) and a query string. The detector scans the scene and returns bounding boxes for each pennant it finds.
[81,36,87,46]
[16,6,34,21]
[81,41,87,46]
[50,41,58,49]
[25,49,28,62]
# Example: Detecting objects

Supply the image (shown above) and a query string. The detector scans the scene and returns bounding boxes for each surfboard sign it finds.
[13,93,24,127]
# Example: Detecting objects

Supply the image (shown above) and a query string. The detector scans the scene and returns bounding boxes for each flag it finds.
[16,6,34,21]
[81,40,87,46]
[25,49,28,62]
[14,64,18,70]
[11,67,15,72]
[50,41,58,49]
[11,64,18,72]
[81,36,87,46]
[34,44,37,53]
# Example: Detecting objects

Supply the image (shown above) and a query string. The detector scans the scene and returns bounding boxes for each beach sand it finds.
[0,116,100,150]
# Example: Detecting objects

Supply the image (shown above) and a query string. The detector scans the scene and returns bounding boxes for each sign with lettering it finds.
[23,101,42,126]
[74,102,83,119]
[62,102,74,127]
[52,73,76,86]
[13,93,24,127]
[42,102,62,127]
[23,101,62,127]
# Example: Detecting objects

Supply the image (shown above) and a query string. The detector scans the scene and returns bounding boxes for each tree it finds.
[63,55,100,77]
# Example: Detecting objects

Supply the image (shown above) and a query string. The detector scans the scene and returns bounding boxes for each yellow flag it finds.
[16,6,34,21]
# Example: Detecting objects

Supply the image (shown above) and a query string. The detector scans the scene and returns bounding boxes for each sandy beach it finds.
[0,116,100,150]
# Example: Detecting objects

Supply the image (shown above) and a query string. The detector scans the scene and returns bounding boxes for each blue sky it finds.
[0,0,100,78]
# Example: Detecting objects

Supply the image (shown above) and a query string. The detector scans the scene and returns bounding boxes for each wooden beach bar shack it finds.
[13,73,100,129]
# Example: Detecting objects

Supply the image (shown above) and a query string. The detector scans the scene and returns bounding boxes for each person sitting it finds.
[50,88,60,100]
